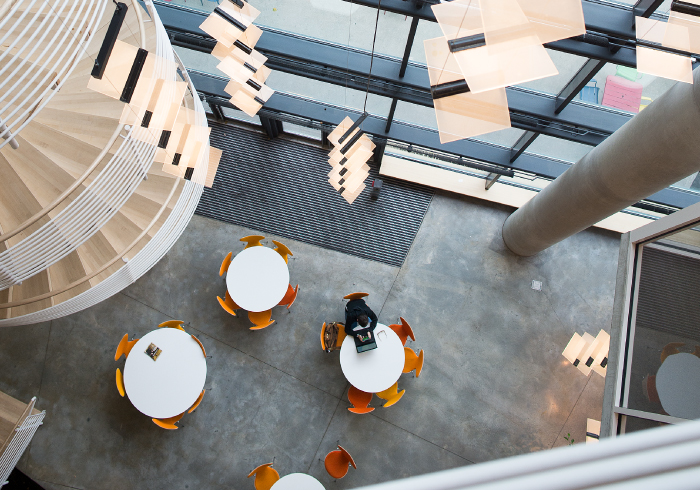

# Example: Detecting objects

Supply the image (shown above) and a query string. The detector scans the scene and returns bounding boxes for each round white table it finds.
[340,323,404,393]
[271,473,325,490]
[226,246,290,312]
[656,352,700,419]
[123,328,207,419]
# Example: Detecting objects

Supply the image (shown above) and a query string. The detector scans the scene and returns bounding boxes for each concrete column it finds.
[502,67,700,256]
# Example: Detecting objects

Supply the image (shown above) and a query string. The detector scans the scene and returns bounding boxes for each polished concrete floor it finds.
[1,192,621,489]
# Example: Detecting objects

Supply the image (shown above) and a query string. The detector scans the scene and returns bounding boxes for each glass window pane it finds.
[526,134,591,163]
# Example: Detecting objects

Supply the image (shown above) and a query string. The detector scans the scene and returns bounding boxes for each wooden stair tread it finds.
[31,107,118,149]
[1,135,77,207]
[0,153,44,230]
[19,121,109,179]
[9,269,51,317]
[48,250,91,306]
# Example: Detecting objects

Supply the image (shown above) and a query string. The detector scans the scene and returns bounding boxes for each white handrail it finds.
[0,0,105,148]
[350,420,700,490]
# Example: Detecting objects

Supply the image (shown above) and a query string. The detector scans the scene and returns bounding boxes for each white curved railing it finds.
[0,0,176,290]
[0,0,106,149]
[0,1,209,326]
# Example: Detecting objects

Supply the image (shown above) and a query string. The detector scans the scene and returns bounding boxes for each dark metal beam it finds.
[555,58,607,114]
[633,0,665,18]
[385,98,398,133]
[189,69,698,211]
[399,16,420,78]
[510,131,539,163]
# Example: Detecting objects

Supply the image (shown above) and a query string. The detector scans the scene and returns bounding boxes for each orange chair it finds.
[344,292,368,301]
[249,310,275,330]
[389,317,415,346]
[271,240,293,263]
[188,390,205,413]
[403,348,424,377]
[321,322,346,352]
[247,463,280,490]
[159,320,186,331]
[660,342,685,363]
[376,382,405,408]
[694,345,700,358]
[191,335,206,357]
[114,333,139,361]
[277,284,299,309]
[116,368,126,397]
[152,412,184,430]
[324,445,356,479]
[348,385,374,414]
[642,374,660,404]
[240,235,265,249]
[217,291,241,317]
[220,251,233,277]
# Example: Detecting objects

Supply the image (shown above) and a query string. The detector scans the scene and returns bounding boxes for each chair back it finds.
[116,368,125,397]
[277,284,299,309]
[240,235,265,249]
[661,342,685,363]
[152,419,178,430]
[324,445,356,479]
[188,389,205,413]
[272,240,293,263]
[376,382,405,408]
[400,317,415,341]
[115,334,129,361]
[191,335,207,357]
[217,295,237,317]
[248,310,275,330]
[344,292,369,301]
[348,385,374,414]
[247,463,280,490]
[220,251,233,277]
[403,347,424,377]
[159,320,185,331]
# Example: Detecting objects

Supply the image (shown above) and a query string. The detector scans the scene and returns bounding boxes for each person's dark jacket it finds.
[344,298,378,336]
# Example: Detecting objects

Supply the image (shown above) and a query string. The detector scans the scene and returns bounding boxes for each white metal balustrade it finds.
[0,0,211,326]
[0,0,106,150]
[0,0,174,291]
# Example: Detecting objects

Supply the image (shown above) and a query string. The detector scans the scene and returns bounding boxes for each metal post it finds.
[485,173,501,190]
[0,120,19,150]
[399,16,419,78]
[555,59,607,114]
[385,98,398,133]
[510,131,539,163]
[373,140,386,167]
[633,0,665,18]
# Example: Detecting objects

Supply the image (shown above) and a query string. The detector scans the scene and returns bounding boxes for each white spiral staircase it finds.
[0,0,211,325]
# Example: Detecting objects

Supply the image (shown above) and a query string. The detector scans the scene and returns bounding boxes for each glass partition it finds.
[612,217,700,435]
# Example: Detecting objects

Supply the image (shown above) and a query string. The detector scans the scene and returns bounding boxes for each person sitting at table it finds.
[345,298,378,340]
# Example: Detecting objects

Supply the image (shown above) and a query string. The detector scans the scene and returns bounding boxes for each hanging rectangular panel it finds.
[424,37,510,143]
[480,0,541,52]
[668,7,700,54]
[515,0,585,44]
[205,146,223,188]
[87,39,155,101]
[199,1,259,48]
[431,0,484,41]
[636,46,693,83]
[636,17,693,83]
[122,79,187,144]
